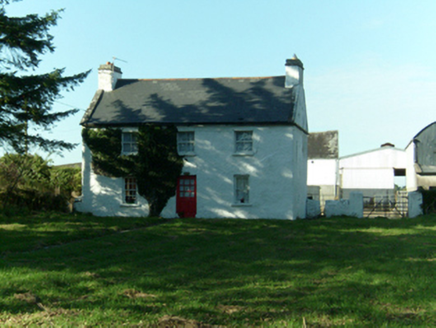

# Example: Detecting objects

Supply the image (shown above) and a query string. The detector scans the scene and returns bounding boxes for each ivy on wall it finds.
[82,125,184,217]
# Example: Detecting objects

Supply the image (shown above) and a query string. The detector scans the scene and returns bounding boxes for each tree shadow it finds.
[88,76,294,126]
[2,217,436,326]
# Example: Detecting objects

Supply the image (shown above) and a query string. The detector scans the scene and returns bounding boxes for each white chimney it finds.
[285,55,304,88]
[98,62,122,91]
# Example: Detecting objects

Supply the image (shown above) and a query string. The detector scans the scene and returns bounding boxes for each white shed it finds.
[339,143,406,199]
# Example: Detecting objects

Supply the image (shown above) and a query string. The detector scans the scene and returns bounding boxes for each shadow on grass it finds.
[2,216,436,326]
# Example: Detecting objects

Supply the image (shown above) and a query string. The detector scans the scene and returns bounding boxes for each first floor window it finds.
[234,175,249,204]
[124,177,137,204]
[122,132,138,155]
[235,131,253,154]
[178,131,195,154]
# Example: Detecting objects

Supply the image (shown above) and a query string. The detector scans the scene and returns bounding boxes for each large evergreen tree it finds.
[83,125,184,217]
[0,0,89,153]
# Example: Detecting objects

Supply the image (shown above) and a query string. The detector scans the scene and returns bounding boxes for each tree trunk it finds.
[147,196,168,218]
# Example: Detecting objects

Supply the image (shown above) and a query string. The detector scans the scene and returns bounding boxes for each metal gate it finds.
[363,191,408,218]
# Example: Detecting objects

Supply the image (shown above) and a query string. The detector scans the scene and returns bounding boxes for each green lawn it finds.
[1,213,436,327]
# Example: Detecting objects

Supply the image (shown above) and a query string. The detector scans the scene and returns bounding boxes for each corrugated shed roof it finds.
[308,130,339,159]
[81,76,296,126]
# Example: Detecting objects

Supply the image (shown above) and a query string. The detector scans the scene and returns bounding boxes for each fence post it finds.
[349,192,363,218]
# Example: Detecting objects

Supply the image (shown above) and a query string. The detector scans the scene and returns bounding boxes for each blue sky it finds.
[4,0,436,165]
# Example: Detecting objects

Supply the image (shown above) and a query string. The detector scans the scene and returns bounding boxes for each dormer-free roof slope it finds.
[81,76,297,127]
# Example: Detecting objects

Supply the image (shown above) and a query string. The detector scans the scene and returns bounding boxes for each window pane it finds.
[124,177,137,204]
[178,132,195,153]
[122,132,138,155]
[235,176,249,203]
[235,131,253,153]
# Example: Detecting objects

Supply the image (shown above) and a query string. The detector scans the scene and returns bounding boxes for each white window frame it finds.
[121,132,138,155]
[233,175,250,205]
[123,177,138,205]
[234,130,254,155]
[177,131,195,155]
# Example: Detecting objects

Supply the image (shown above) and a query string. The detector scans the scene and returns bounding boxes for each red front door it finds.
[176,176,197,218]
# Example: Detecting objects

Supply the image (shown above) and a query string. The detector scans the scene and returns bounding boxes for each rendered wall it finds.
[405,142,417,191]
[79,125,308,220]
[307,159,337,185]
[324,192,363,218]
[307,159,338,208]
[408,191,423,218]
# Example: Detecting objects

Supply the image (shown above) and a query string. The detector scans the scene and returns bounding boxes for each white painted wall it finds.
[79,125,308,220]
[339,147,406,189]
[307,159,337,186]
[98,64,122,91]
[405,142,417,191]
[340,168,394,189]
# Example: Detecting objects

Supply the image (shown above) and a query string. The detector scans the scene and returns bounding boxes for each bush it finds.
[0,154,78,213]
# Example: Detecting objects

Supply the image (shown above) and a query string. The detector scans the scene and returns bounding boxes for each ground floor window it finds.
[124,177,137,204]
[234,175,249,204]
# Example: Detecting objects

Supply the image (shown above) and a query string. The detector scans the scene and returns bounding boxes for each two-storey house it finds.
[78,57,308,219]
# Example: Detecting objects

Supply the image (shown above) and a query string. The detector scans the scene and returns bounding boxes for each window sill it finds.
[233,152,254,157]
[120,203,141,208]
[232,203,252,207]
[180,152,196,157]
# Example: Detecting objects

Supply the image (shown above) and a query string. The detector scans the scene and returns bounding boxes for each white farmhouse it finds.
[339,143,407,199]
[78,58,309,219]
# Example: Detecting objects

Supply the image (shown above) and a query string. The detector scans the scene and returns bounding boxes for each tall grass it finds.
[1,214,436,327]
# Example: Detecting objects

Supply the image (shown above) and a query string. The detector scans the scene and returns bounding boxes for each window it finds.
[235,131,253,154]
[234,175,249,204]
[122,132,138,155]
[177,132,195,155]
[124,177,137,204]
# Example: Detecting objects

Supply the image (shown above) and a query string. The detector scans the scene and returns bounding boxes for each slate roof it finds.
[81,76,296,126]
[308,131,339,159]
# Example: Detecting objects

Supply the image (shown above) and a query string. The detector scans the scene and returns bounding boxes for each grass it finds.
[1,213,436,327]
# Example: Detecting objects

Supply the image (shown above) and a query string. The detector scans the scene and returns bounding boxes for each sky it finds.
[3,0,436,165]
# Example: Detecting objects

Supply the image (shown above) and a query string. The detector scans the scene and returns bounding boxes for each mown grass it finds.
[1,213,436,327]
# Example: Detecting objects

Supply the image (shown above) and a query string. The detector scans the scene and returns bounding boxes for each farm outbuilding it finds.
[406,121,436,191]
[307,130,339,208]
[339,143,407,199]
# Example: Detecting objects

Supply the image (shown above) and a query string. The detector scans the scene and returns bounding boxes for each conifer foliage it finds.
[0,0,90,153]
[83,125,184,217]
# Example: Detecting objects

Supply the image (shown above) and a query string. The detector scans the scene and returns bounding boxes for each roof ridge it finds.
[119,76,284,82]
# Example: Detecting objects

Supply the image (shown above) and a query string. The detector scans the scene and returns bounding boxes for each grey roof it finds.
[308,131,339,159]
[81,76,296,126]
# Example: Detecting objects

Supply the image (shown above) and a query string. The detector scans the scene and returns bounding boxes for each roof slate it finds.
[81,76,296,126]
[308,131,339,159]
